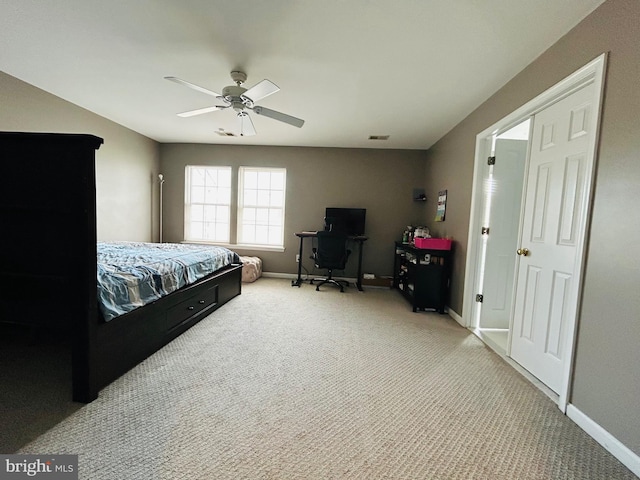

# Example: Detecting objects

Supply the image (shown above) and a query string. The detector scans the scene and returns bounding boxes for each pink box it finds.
[414,237,452,250]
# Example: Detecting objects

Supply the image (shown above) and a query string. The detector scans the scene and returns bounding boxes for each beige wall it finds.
[0,71,160,241]
[3,0,638,459]
[423,0,640,456]
[160,144,426,277]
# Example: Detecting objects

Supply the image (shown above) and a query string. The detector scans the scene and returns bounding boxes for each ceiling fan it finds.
[165,71,304,136]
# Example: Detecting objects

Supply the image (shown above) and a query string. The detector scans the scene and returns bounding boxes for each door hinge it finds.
[487,156,496,165]
[481,227,490,235]
[475,294,484,303]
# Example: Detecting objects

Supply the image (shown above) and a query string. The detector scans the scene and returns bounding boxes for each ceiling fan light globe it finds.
[232,101,245,112]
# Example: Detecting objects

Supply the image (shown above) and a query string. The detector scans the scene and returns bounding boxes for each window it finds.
[184,166,232,243]
[184,165,287,249]
[238,167,286,247]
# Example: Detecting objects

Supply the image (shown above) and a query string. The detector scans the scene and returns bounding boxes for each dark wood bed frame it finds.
[0,132,242,403]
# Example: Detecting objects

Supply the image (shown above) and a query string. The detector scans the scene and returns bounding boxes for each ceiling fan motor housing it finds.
[222,85,251,111]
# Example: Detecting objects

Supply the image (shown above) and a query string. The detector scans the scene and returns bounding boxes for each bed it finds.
[97,241,241,321]
[90,241,242,403]
[0,132,243,403]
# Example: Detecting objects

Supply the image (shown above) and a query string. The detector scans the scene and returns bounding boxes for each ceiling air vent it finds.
[215,129,236,137]
[368,135,390,140]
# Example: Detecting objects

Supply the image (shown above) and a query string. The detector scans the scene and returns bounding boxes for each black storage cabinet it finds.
[393,242,452,313]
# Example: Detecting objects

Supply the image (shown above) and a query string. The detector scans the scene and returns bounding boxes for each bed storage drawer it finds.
[166,284,219,332]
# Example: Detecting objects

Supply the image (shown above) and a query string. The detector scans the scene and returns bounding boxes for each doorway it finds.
[473,119,530,354]
[463,54,607,411]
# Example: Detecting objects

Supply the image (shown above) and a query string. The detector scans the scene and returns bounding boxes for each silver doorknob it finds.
[516,248,530,256]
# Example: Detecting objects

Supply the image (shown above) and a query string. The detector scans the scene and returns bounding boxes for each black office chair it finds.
[310,230,351,292]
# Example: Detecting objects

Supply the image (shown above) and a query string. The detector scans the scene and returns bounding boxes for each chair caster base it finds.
[314,278,348,292]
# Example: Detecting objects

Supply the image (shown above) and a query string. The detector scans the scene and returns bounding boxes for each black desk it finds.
[292,231,368,291]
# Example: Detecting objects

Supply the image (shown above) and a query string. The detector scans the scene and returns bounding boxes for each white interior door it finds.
[478,137,528,329]
[510,83,595,394]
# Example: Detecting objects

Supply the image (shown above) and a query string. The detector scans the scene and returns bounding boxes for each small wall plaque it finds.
[435,189,447,222]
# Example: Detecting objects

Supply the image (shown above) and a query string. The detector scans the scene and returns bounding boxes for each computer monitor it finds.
[324,207,366,236]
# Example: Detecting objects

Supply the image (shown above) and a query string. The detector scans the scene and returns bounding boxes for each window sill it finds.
[182,240,285,253]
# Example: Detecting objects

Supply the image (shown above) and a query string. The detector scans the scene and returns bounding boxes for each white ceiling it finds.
[0,0,604,150]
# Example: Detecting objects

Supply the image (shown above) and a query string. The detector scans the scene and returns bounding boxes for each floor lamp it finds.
[158,173,165,243]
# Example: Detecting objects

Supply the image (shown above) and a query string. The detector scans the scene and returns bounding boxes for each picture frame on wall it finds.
[435,189,447,222]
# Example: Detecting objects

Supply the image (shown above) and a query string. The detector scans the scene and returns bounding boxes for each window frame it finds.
[237,166,287,249]
[183,165,233,244]
[183,165,287,252]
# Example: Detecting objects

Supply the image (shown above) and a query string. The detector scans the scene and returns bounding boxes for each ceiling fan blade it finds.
[238,112,256,136]
[252,106,305,128]
[242,79,280,103]
[177,106,226,117]
[165,76,222,97]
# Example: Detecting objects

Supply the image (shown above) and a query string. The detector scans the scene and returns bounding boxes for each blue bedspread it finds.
[97,242,240,322]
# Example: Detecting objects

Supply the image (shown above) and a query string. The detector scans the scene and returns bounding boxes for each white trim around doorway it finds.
[462,53,607,412]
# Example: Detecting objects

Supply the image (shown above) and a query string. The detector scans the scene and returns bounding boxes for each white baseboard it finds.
[261,272,358,284]
[566,404,640,477]
[447,308,464,327]
[261,272,297,280]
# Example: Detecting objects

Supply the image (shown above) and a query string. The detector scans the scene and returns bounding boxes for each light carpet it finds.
[8,278,637,479]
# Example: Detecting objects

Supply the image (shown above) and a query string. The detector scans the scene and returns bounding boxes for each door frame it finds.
[462,53,607,412]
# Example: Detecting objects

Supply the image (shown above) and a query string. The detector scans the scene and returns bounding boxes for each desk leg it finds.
[291,235,304,287]
[356,240,364,291]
